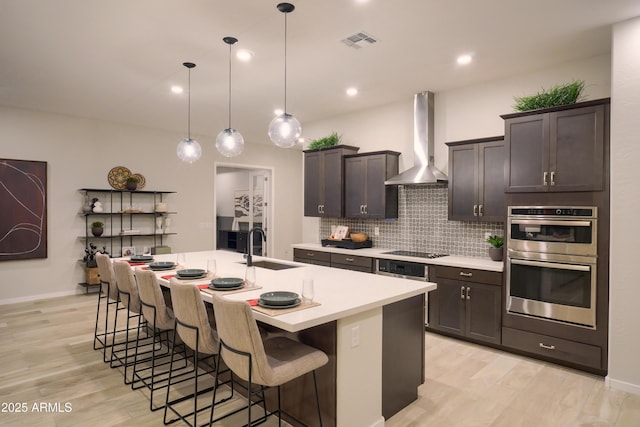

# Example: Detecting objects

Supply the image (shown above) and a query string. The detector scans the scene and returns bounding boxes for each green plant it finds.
[126,176,139,183]
[513,80,585,112]
[91,221,104,228]
[486,235,504,248]
[307,131,341,150]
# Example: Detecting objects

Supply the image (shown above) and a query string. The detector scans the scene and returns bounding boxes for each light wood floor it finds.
[1,294,639,426]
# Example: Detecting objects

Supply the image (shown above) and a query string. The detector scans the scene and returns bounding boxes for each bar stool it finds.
[94,253,126,363]
[111,260,149,384]
[210,293,328,427]
[132,269,179,411]
[164,280,233,427]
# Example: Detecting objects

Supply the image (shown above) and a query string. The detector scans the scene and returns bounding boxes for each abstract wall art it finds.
[0,159,48,261]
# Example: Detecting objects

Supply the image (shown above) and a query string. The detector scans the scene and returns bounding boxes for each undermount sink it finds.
[243,260,301,270]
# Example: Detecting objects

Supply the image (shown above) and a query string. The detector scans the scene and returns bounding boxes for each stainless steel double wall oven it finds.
[506,206,598,328]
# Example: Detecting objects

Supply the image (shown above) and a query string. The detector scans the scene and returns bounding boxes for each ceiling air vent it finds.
[341,31,378,49]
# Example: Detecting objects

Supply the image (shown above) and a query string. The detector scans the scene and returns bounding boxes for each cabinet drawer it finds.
[293,248,331,264]
[432,265,502,286]
[502,327,602,369]
[330,253,372,269]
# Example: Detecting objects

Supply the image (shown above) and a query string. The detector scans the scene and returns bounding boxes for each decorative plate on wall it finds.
[131,173,146,189]
[108,166,131,190]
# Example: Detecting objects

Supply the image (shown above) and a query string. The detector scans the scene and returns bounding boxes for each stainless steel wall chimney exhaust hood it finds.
[385,91,448,185]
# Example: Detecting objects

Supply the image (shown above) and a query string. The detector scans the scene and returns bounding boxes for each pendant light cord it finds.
[228,42,232,130]
[283,11,288,114]
[187,66,192,140]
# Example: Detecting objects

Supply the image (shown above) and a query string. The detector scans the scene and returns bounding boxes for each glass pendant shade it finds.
[177,62,200,163]
[216,128,244,157]
[268,113,301,148]
[176,138,202,163]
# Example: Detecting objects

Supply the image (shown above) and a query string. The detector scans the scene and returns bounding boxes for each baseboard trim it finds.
[0,289,84,305]
[605,376,640,396]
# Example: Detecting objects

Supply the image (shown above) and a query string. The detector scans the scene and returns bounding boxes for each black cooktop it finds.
[383,250,448,259]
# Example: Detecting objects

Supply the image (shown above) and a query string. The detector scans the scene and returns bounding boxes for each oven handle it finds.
[511,219,592,227]
[510,258,591,272]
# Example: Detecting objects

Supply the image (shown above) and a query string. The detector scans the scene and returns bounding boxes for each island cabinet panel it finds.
[382,294,425,420]
[428,266,502,345]
[293,248,331,267]
[502,99,609,193]
[344,151,400,219]
[447,136,505,222]
[304,145,359,217]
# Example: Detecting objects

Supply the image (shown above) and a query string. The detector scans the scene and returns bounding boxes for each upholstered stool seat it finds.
[211,293,328,426]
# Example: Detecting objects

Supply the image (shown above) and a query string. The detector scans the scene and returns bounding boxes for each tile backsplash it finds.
[319,184,504,258]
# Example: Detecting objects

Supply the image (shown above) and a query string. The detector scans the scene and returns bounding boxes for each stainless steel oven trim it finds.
[506,250,597,328]
[507,217,597,257]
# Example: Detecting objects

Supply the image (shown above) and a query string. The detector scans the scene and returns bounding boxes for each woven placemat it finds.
[251,301,321,317]
[200,285,263,296]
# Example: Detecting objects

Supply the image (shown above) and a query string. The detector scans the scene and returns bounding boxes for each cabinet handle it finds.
[318,205,321,214]
[473,204,478,216]
[539,343,556,350]
[479,204,484,216]
[543,171,549,186]
[459,272,473,277]
[306,252,315,257]
[466,286,471,300]
[550,171,556,186]
[360,205,364,214]
[460,286,465,300]
[322,205,325,214]
[345,257,355,262]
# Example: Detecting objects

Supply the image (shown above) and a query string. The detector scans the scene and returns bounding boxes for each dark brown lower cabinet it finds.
[428,266,502,345]
[502,327,602,371]
[293,248,331,267]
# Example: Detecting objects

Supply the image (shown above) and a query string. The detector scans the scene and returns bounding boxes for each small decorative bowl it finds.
[350,233,368,242]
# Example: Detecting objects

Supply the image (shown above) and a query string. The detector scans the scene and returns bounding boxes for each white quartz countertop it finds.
[292,243,504,272]
[151,250,436,333]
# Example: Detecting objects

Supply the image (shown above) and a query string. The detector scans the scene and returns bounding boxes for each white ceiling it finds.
[1,0,639,145]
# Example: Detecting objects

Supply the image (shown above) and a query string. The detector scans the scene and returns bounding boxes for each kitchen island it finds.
[151,250,436,427]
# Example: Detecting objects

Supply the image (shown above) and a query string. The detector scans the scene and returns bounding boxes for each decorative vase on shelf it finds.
[162,217,171,233]
[155,217,163,234]
[126,181,138,191]
[91,226,104,237]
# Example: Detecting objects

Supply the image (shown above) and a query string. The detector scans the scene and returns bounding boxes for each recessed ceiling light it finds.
[171,85,184,94]
[274,108,284,116]
[457,54,472,65]
[346,87,358,96]
[236,49,254,62]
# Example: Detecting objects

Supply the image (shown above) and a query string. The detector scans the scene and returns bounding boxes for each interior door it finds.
[249,170,269,257]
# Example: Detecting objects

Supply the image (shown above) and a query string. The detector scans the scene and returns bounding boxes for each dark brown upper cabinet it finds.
[344,151,400,219]
[446,136,505,222]
[501,99,609,193]
[303,145,359,217]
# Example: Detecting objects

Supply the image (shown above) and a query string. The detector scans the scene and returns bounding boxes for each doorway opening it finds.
[214,163,273,257]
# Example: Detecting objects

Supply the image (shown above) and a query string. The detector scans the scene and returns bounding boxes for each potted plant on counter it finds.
[91,221,104,237]
[486,235,504,261]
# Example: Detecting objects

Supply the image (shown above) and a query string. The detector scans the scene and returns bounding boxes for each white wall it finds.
[608,16,640,395]
[0,107,302,303]
[302,54,611,243]
[215,168,251,217]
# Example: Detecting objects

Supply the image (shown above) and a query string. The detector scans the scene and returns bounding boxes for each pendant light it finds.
[268,2,301,148]
[216,37,245,157]
[176,62,202,163]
